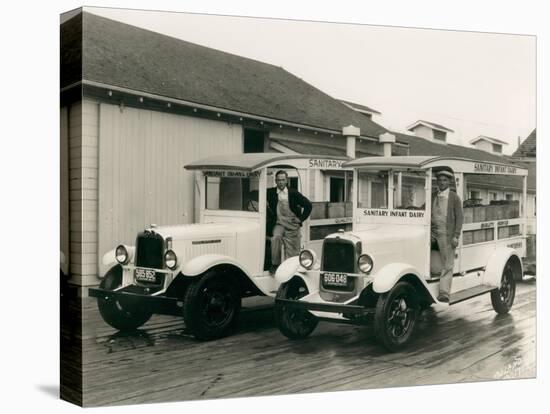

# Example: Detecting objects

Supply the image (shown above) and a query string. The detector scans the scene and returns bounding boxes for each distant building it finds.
[512,129,536,159]
[469,135,508,154]
[406,120,454,144]
[511,129,536,235]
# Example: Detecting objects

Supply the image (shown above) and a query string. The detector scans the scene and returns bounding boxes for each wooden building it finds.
[60,12,407,294]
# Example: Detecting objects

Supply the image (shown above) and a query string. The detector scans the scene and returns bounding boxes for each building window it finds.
[505,193,513,201]
[244,129,266,153]
[489,192,497,201]
[469,190,480,200]
[492,143,503,153]
[433,130,447,141]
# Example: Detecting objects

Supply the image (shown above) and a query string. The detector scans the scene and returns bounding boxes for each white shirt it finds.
[437,188,450,199]
[277,187,289,201]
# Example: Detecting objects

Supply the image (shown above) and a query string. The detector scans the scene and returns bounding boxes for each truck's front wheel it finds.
[274,278,318,340]
[183,271,241,340]
[374,281,419,352]
[97,268,153,331]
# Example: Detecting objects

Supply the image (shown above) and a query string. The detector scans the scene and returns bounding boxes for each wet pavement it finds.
[63,278,536,406]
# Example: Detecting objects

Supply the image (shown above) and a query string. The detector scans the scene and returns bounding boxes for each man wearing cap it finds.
[267,170,312,275]
[431,168,463,306]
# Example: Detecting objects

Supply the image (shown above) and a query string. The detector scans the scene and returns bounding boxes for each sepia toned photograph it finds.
[59,6,536,407]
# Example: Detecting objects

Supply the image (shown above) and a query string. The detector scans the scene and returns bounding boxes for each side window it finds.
[393,171,426,210]
[358,171,388,208]
[205,175,260,211]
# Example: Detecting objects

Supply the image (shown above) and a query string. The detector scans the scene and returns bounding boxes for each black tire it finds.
[182,271,241,340]
[274,278,318,340]
[97,268,153,331]
[374,281,419,352]
[491,262,516,314]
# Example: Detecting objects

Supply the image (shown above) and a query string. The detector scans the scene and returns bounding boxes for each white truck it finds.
[273,156,528,351]
[89,153,354,340]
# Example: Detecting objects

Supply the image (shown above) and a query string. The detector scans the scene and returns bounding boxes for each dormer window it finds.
[406,120,453,144]
[469,135,508,154]
[433,129,447,142]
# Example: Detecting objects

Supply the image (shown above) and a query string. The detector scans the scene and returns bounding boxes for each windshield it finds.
[357,169,426,211]
[205,174,260,212]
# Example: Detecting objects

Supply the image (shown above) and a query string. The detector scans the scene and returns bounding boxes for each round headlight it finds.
[115,245,129,264]
[357,254,374,274]
[164,249,178,270]
[299,249,316,270]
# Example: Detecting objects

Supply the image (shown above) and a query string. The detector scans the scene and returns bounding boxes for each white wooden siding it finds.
[68,101,100,287]
[97,103,243,274]
[60,107,70,267]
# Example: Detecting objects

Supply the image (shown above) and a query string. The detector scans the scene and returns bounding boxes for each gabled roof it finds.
[407,120,454,133]
[185,153,349,171]
[512,129,536,158]
[469,135,508,146]
[61,12,387,139]
[339,100,381,115]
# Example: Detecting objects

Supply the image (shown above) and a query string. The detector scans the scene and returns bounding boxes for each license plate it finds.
[322,272,348,287]
[135,268,157,282]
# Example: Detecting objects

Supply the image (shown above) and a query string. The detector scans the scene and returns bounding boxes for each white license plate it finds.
[135,268,157,282]
[322,272,348,287]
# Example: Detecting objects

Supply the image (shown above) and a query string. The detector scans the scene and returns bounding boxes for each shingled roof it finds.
[61,11,387,139]
[395,132,535,192]
[512,129,536,158]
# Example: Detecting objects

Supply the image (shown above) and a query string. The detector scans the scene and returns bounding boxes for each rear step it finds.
[449,284,496,305]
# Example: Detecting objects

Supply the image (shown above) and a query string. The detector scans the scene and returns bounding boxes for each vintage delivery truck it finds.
[273,156,529,351]
[89,153,355,340]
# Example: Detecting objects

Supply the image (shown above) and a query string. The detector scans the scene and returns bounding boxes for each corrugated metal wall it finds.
[97,102,243,270]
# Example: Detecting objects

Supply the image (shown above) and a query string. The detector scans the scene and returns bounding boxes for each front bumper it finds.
[275,297,375,322]
[89,287,182,316]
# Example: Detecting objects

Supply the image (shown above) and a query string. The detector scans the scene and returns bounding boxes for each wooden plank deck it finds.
[62,279,536,407]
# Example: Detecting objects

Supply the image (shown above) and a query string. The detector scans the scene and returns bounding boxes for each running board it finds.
[449,285,496,305]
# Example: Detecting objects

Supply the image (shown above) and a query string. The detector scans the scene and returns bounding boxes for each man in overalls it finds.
[267,170,312,274]
[431,168,463,307]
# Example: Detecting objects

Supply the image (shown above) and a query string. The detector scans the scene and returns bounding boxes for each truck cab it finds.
[89,153,353,340]
[274,156,528,351]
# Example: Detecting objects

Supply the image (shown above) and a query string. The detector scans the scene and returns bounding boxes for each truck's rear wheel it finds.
[374,281,419,352]
[97,268,153,331]
[491,262,516,314]
[183,271,241,340]
[275,278,318,340]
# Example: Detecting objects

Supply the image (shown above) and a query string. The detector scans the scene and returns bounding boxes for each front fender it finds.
[180,254,252,278]
[482,247,523,287]
[99,246,135,278]
[274,257,316,294]
[372,263,423,294]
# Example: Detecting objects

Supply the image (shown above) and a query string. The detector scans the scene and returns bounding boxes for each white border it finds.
[2,1,546,413]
